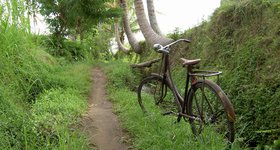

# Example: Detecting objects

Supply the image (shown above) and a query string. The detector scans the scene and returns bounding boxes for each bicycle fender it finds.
[217,90,236,122]
[197,79,236,123]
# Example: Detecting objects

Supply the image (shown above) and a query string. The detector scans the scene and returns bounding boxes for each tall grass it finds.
[165,0,280,147]
[0,1,92,148]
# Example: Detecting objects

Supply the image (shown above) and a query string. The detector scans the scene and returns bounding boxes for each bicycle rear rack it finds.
[189,70,222,77]
[189,70,222,84]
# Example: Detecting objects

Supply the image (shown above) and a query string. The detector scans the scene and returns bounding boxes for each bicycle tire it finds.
[187,79,235,143]
[137,74,181,115]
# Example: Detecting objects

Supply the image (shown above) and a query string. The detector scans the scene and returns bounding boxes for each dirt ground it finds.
[80,68,131,150]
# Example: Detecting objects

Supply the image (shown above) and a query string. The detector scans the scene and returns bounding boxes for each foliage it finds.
[82,25,116,61]
[104,60,140,90]
[34,0,121,59]
[36,0,121,40]
[34,24,115,61]
[0,1,92,148]
[35,34,88,61]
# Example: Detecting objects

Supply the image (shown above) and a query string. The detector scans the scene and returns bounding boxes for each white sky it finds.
[31,0,221,34]
[31,14,48,34]
[154,0,221,34]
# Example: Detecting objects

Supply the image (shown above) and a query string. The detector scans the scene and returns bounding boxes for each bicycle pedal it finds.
[162,111,173,116]
[177,116,182,123]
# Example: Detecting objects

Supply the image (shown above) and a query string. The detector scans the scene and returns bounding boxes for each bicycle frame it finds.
[156,43,225,121]
[157,47,201,121]
[159,52,184,111]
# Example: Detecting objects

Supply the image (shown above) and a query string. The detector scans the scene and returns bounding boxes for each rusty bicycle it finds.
[137,39,236,144]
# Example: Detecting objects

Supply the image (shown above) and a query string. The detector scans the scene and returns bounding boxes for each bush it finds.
[104,60,141,91]
[0,24,91,148]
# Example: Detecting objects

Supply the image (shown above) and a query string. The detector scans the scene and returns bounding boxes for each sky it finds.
[31,0,221,34]
[31,14,48,34]
[154,0,221,34]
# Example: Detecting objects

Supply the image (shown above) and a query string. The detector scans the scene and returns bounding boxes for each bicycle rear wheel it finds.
[137,75,180,115]
[187,79,235,143]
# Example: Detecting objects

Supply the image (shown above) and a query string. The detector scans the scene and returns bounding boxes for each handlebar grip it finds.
[153,44,163,50]
[153,44,169,54]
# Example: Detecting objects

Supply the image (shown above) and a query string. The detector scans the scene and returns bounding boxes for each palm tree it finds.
[114,21,130,53]
[120,0,142,54]
[146,0,163,35]
[134,0,173,46]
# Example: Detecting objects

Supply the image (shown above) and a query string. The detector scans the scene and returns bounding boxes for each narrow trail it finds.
[81,68,130,150]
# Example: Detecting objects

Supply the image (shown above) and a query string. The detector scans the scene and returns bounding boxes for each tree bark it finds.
[114,22,130,53]
[134,0,173,46]
[120,0,142,54]
[146,0,163,35]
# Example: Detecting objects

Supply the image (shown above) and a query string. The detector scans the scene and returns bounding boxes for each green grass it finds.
[103,61,240,150]
[0,59,92,149]
[29,88,88,149]
[0,16,92,148]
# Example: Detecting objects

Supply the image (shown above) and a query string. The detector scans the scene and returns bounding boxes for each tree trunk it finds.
[114,22,130,53]
[75,18,81,41]
[146,0,163,35]
[120,0,142,54]
[134,0,173,46]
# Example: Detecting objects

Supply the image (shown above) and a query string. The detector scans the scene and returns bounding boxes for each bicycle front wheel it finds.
[137,75,180,115]
[187,79,235,143]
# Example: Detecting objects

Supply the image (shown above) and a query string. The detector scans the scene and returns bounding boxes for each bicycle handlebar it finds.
[153,39,191,54]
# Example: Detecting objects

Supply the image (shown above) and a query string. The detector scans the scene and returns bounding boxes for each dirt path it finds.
[81,68,130,150]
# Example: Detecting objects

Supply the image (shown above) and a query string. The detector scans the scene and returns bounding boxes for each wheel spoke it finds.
[138,75,181,116]
[188,80,235,144]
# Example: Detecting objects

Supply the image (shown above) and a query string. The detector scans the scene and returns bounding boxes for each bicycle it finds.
[137,39,236,144]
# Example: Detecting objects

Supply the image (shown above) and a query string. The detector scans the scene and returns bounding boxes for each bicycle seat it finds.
[180,58,201,66]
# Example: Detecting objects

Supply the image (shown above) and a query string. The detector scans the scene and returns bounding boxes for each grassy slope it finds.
[175,0,280,147]
[128,0,280,147]
[0,25,92,149]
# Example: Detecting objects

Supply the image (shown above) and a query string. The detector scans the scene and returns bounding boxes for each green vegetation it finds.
[1,0,117,148]
[35,24,114,62]
[1,0,279,149]
[116,0,280,148]
[0,23,92,148]
[165,0,280,148]
[182,0,280,147]
[0,1,94,149]
[36,0,120,46]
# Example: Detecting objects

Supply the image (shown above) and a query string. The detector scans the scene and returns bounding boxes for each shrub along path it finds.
[80,68,130,150]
